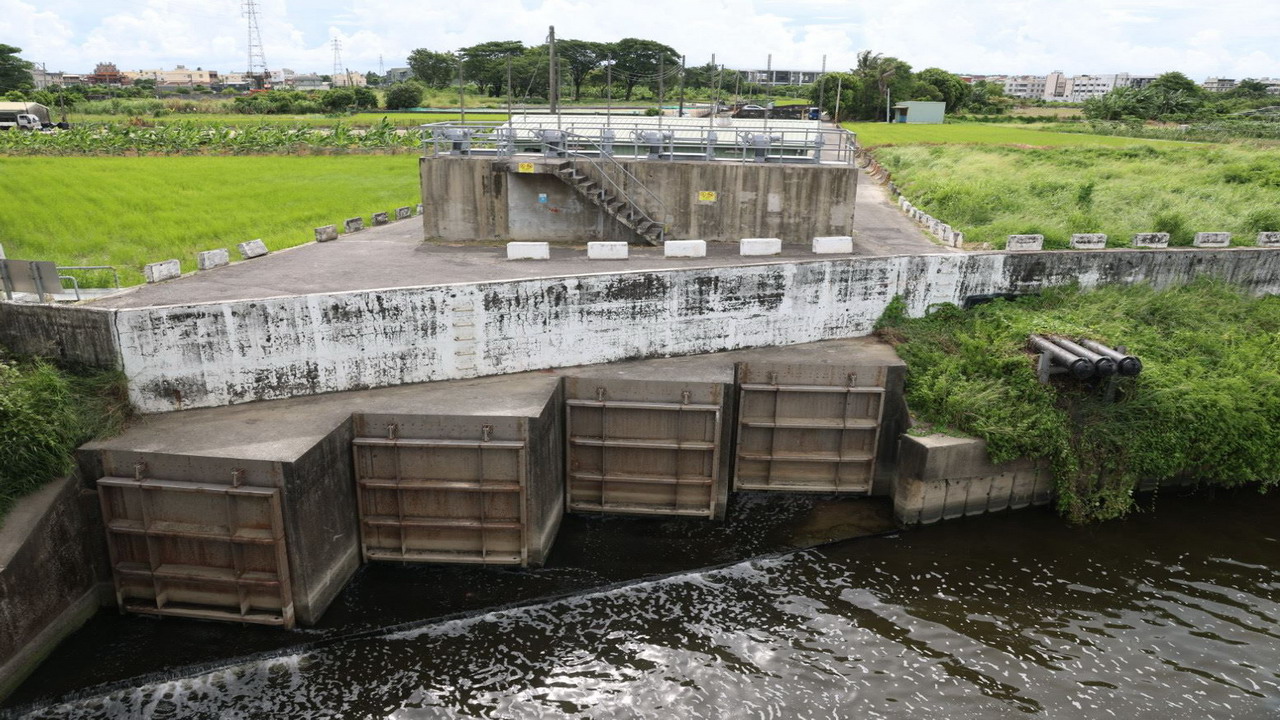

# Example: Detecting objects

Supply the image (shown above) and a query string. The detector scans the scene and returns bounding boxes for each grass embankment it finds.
[869,142,1280,248]
[0,155,421,285]
[0,353,128,523]
[876,281,1280,523]
[843,122,1178,147]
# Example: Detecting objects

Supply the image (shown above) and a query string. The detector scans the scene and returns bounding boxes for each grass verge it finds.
[0,351,130,524]
[843,122,1179,147]
[870,143,1280,248]
[875,280,1280,522]
[0,155,422,285]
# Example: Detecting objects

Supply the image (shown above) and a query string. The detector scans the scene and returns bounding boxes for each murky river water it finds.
[9,490,1280,719]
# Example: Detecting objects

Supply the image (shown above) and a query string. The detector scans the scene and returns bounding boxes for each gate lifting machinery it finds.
[1029,334,1143,382]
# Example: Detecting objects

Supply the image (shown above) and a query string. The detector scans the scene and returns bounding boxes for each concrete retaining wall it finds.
[420,156,859,244]
[0,474,109,701]
[893,434,1053,525]
[103,248,1280,414]
[0,303,118,368]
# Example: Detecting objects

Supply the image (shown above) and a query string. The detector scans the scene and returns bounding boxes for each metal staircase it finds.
[550,143,669,246]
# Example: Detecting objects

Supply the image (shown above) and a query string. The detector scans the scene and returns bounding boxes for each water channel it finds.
[5,488,1278,719]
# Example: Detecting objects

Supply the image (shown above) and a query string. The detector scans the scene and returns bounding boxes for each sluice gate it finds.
[734,363,887,493]
[96,454,295,628]
[86,338,907,628]
[565,377,730,519]
[353,414,557,566]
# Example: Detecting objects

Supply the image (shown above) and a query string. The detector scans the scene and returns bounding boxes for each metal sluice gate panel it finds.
[354,416,529,565]
[734,363,887,493]
[565,378,725,517]
[98,472,295,628]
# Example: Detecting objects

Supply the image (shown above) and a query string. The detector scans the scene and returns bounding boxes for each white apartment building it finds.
[1000,75,1046,99]
[123,65,219,86]
[1203,77,1237,92]
[999,72,1157,102]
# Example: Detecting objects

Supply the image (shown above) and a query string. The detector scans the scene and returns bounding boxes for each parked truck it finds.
[0,102,52,131]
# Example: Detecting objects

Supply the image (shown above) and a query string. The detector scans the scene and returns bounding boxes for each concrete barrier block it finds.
[395,206,412,221]
[415,203,424,216]
[0,243,5,259]
[1259,232,1280,247]
[344,217,364,233]
[315,225,338,242]
[1007,234,1044,251]
[740,238,782,256]
[372,212,390,226]
[587,241,629,260]
[951,231,965,247]
[196,248,229,271]
[1070,233,1107,249]
[812,236,854,254]
[237,239,268,259]
[143,259,181,283]
[664,240,707,258]
[1132,232,1169,248]
[506,242,550,260]
[1193,232,1231,247]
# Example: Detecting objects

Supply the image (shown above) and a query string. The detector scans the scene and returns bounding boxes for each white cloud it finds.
[4,0,1278,79]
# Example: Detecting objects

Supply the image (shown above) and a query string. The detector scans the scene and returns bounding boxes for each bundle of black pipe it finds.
[1049,337,1118,377]
[1078,338,1144,377]
[1028,334,1095,379]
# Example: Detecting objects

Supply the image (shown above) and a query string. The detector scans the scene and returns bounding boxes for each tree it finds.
[365,71,382,87]
[609,38,679,101]
[0,44,33,92]
[353,86,377,109]
[913,68,967,110]
[1230,78,1269,99]
[459,40,525,96]
[808,72,860,121]
[384,81,423,110]
[408,49,455,89]
[1148,71,1203,98]
[321,87,355,112]
[555,39,606,100]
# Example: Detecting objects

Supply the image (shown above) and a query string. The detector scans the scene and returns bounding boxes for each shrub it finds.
[384,82,424,110]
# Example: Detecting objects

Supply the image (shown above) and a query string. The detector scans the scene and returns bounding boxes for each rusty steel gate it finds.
[565,378,727,518]
[98,464,295,628]
[734,363,887,493]
[353,415,531,565]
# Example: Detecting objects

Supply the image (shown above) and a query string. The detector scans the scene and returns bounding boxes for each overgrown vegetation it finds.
[875,281,1280,523]
[870,142,1280,248]
[0,352,130,522]
[0,155,421,284]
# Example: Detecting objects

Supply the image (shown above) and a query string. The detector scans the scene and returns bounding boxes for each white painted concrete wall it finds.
[95,248,1280,413]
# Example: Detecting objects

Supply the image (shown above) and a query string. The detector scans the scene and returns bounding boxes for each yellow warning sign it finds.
[697,190,718,203]
[517,162,536,173]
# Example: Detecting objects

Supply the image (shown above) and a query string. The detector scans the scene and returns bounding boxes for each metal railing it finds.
[559,130,671,243]
[420,118,857,165]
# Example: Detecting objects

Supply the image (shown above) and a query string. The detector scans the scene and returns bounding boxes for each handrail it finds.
[558,130,670,243]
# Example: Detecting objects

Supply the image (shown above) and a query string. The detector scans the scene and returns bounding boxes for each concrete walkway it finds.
[92,162,949,310]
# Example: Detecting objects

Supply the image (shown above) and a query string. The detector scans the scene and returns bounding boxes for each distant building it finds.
[385,67,413,83]
[332,71,367,87]
[270,68,297,86]
[998,71,1157,102]
[891,101,945,124]
[742,69,822,86]
[1001,75,1047,99]
[293,74,329,91]
[1203,77,1237,93]
[124,65,219,87]
[86,62,128,86]
[30,68,65,89]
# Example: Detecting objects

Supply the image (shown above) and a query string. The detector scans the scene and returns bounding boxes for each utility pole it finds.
[678,55,686,117]
[506,56,513,118]
[547,25,558,115]
[710,61,723,130]
[818,54,826,119]
[457,57,465,123]
[658,53,665,113]
[834,75,842,123]
[886,88,891,123]
[606,54,612,127]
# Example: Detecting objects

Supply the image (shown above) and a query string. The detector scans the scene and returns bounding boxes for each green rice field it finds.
[0,155,421,286]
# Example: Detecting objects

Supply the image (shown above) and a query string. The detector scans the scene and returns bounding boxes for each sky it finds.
[4,0,1278,80]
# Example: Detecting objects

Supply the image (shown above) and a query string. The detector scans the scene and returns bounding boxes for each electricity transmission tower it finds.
[332,38,344,85]
[242,0,269,89]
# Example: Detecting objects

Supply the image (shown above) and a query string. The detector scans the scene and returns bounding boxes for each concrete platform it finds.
[87,168,947,310]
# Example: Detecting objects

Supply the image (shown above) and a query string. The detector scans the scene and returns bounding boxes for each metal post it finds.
[457,58,465,124]
[678,55,686,118]
[658,53,664,127]
[506,56,513,118]
[606,55,612,128]
[834,75,842,123]
[818,54,826,119]
[886,88,891,123]
[548,25,558,115]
